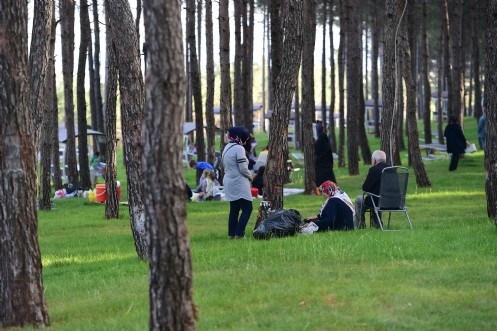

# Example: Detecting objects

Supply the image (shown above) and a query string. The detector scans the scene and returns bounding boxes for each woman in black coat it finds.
[314,129,337,187]
[444,116,468,171]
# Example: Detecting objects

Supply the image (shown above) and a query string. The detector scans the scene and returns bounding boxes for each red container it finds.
[251,188,259,198]
[95,184,121,203]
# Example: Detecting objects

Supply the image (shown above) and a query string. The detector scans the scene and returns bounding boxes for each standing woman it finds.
[444,116,469,171]
[314,127,337,188]
[222,127,253,239]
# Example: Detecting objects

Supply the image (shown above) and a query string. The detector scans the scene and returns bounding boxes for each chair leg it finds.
[405,210,413,229]
[373,209,384,230]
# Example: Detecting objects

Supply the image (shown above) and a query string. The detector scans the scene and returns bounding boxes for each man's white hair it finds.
[372,150,386,163]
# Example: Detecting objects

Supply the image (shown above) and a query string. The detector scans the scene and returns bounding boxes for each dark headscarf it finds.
[227,126,250,145]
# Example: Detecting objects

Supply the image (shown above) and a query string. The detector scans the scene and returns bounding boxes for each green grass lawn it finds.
[32,119,497,331]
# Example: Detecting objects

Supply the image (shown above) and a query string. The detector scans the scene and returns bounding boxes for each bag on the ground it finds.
[253,209,302,240]
[465,143,477,153]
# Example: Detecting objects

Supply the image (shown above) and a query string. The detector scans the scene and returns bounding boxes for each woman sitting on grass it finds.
[300,180,355,234]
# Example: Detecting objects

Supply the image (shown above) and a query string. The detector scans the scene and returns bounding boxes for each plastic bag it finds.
[253,209,302,240]
[88,189,96,203]
[465,143,477,153]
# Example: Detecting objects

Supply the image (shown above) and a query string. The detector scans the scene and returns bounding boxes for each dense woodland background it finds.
[1,0,497,328]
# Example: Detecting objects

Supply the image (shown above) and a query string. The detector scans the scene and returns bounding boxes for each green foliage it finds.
[32,118,496,330]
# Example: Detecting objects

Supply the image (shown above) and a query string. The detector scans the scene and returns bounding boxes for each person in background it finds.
[253,146,268,172]
[222,126,253,239]
[314,127,337,190]
[89,151,104,187]
[252,166,265,196]
[189,159,215,189]
[300,180,355,234]
[196,169,216,201]
[477,108,486,152]
[444,115,469,171]
[354,150,389,229]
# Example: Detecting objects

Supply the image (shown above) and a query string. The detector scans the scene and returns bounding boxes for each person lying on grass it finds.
[300,180,355,234]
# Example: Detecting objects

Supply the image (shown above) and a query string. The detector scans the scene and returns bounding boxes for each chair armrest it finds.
[362,191,379,198]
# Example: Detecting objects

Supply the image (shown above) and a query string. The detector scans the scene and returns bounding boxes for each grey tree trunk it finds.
[421,0,432,144]
[337,0,346,168]
[187,0,205,162]
[205,0,216,165]
[345,0,360,175]
[233,0,243,124]
[0,0,50,326]
[328,0,337,151]
[60,0,78,183]
[381,0,400,165]
[29,0,53,154]
[77,0,91,189]
[105,0,148,260]
[143,0,196,329]
[104,6,119,220]
[219,0,233,151]
[302,0,317,194]
[484,0,497,221]
[398,0,431,187]
[448,0,464,124]
[264,0,303,210]
[39,0,57,210]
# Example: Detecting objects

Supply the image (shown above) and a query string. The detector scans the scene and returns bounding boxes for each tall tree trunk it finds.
[39,1,57,210]
[484,0,497,222]
[233,0,243,124]
[0,0,50,326]
[398,0,431,187]
[92,0,104,150]
[321,0,328,129]
[143,1,196,328]
[345,0,360,175]
[472,2,482,120]
[302,0,317,194]
[421,0,432,144]
[381,0,401,165]
[264,0,303,211]
[337,0,346,168]
[219,0,233,150]
[205,0,216,165]
[77,0,91,190]
[105,0,148,260]
[448,0,464,124]
[29,0,53,154]
[371,0,381,138]
[103,7,119,219]
[187,0,205,161]
[60,0,78,183]
[242,0,255,131]
[437,2,445,144]
[328,0,337,151]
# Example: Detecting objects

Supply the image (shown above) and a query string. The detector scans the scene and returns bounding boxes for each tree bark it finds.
[77,0,91,189]
[143,0,197,329]
[29,0,53,154]
[60,0,78,183]
[205,0,216,165]
[421,0,432,144]
[187,0,205,162]
[328,0,337,151]
[381,0,400,165]
[264,0,303,210]
[0,0,50,326]
[233,0,243,124]
[104,6,119,220]
[219,0,233,150]
[345,0,360,175]
[448,0,464,124]
[302,0,317,194]
[39,0,57,210]
[105,0,148,260]
[484,0,497,221]
[337,0,346,168]
[398,0,431,187]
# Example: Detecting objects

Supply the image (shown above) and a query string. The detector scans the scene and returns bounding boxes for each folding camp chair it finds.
[361,166,413,230]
